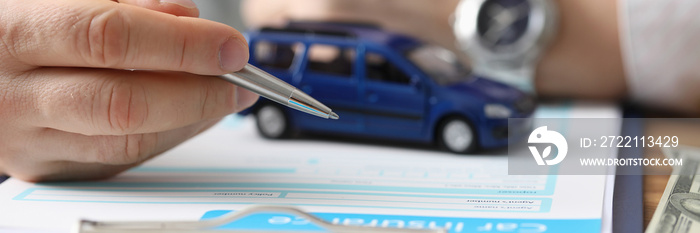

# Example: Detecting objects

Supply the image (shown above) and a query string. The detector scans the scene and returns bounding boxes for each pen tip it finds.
[329,112,339,120]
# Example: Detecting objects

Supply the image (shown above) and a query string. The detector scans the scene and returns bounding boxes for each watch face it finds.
[476,0,531,48]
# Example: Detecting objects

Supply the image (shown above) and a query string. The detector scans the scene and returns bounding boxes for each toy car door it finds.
[360,48,428,139]
[295,43,364,133]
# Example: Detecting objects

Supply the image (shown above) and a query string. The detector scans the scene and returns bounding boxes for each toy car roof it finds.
[254,21,423,52]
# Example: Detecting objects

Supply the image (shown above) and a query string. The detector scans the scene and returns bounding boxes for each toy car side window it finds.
[365,52,411,85]
[306,44,355,77]
[254,41,304,71]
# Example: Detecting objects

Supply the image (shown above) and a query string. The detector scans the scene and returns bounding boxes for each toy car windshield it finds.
[406,45,472,86]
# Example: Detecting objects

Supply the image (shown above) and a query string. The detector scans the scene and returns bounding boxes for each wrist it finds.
[535,0,626,99]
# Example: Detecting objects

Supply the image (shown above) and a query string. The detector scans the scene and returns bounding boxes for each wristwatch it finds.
[453,0,558,93]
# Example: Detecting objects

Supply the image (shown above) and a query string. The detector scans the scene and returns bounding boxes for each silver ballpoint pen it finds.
[219,64,339,120]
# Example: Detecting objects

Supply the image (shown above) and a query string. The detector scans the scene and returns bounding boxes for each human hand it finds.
[242,0,626,99]
[0,0,258,181]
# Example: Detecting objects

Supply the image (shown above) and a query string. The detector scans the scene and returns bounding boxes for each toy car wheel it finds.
[439,117,476,154]
[255,104,292,139]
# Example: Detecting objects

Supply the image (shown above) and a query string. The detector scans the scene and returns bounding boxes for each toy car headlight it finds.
[484,104,512,118]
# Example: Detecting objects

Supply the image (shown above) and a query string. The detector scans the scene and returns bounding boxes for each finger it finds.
[7,0,248,74]
[7,118,221,182]
[20,67,257,135]
[40,118,220,165]
[114,0,200,17]
[10,161,133,182]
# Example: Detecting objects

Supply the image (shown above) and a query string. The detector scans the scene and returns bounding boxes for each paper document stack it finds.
[0,102,620,233]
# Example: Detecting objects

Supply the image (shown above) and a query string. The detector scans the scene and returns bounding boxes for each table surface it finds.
[643,119,700,229]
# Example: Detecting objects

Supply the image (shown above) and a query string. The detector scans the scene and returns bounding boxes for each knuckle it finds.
[0,2,54,67]
[0,75,24,121]
[177,36,189,71]
[100,79,148,134]
[0,3,25,61]
[83,8,130,68]
[0,32,18,66]
[200,81,236,119]
[98,133,157,165]
[223,85,238,113]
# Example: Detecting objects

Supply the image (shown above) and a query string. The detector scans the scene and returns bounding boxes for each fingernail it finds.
[219,37,249,72]
[160,0,198,9]
[235,86,259,112]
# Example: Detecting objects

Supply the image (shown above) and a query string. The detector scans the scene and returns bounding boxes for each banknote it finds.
[647,146,700,233]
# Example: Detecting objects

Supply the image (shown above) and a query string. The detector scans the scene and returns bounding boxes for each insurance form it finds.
[0,102,620,233]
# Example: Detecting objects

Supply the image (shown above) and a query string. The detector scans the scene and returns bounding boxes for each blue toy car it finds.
[240,22,535,154]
